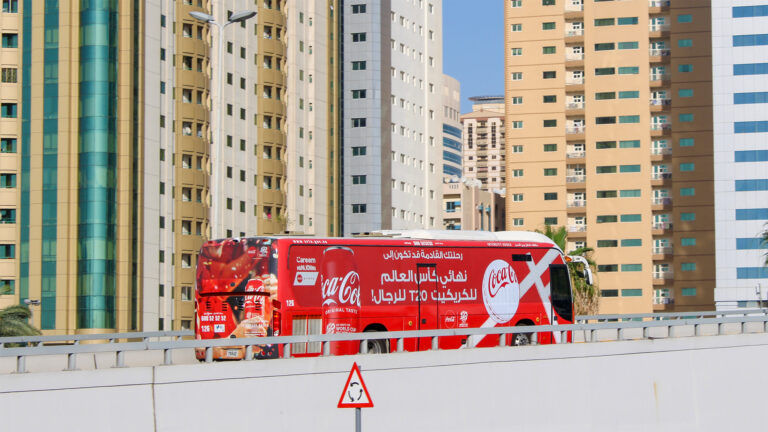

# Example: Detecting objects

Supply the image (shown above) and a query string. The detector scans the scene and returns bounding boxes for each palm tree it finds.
[762,223,768,266]
[0,304,41,337]
[538,225,599,316]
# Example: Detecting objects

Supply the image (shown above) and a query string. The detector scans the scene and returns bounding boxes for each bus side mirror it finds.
[584,267,594,286]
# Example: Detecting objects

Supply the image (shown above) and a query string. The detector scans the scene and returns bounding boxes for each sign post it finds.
[338,362,373,431]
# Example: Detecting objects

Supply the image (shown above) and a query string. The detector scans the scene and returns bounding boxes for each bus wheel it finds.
[363,331,389,354]
[512,323,533,346]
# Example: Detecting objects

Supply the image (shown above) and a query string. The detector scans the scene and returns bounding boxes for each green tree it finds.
[0,304,41,337]
[538,225,599,316]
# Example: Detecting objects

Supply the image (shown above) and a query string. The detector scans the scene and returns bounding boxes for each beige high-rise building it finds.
[0,0,19,310]
[504,0,715,314]
[0,0,338,334]
[461,96,506,193]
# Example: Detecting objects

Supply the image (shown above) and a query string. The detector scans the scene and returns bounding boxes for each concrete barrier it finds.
[2,333,768,431]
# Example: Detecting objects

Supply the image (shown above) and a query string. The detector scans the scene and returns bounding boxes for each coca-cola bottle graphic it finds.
[319,246,361,355]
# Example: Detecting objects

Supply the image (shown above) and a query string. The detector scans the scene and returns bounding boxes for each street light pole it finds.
[190,9,256,240]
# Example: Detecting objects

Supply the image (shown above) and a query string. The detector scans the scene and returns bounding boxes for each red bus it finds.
[195,230,586,360]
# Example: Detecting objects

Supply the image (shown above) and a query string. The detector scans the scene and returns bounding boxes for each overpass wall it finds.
[1,334,767,431]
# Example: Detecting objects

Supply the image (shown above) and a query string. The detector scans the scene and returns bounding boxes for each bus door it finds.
[415,263,438,350]
[549,264,574,343]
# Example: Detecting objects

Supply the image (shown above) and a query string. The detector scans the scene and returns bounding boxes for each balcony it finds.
[649,48,671,64]
[566,101,585,116]
[649,24,670,37]
[650,123,671,136]
[652,197,672,206]
[650,74,670,88]
[567,225,587,233]
[651,172,671,180]
[565,2,583,19]
[649,0,670,11]
[652,246,674,259]
[566,29,584,37]
[651,147,672,156]
[651,222,673,236]
[650,98,671,112]
[565,29,584,42]
[653,297,674,305]
[565,52,584,65]
[565,76,584,86]
[566,150,585,159]
[652,271,674,285]
[567,199,586,208]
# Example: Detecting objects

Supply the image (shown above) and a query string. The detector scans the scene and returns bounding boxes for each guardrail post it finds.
[740,322,746,334]
[668,325,674,338]
[205,347,213,363]
[115,351,125,368]
[498,334,506,347]
[718,323,724,335]
[618,328,624,341]
[163,348,172,365]
[16,355,26,373]
[282,343,291,359]
[396,338,404,352]
[322,341,330,356]
[245,345,253,360]
[66,353,77,371]
[531,332,538,345]
[643,326,649,339]
[694,324,701,337]
[360,339,368,354]
[589,329,596,342]
[764,321,768,333]
[431,336,438,350]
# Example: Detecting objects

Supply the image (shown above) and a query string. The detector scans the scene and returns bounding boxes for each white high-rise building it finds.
[713,1,768,308]
[342,0,446,235]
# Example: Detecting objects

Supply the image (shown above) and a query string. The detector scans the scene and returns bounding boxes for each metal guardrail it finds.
[576,308,768,323]
[0,330,193,347]
[2,313,768,373]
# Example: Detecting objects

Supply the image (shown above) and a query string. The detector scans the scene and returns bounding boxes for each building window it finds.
[352,61,367,70]
[0,67,17,83]
[352,118,367,127]
[542,22,555,30]
[352,204,367,213]
[544,217,558,225]
[544,192,558,200]
[352,32,366,42]
[0,138,16,153]
[542,46,556,54]
[677,14,692,23]
[352,4,366,13]
[352,175,366,184]
[352,89,367,99]
[1,33,18,48]
[2,0,18,13]
[0,103,17,118]
[678,38,693,47]
[542,71,556,79]
[680,187,696,196]
[681,262,697,272]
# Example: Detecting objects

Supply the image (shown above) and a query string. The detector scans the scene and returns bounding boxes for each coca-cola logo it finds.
[482,260,520,324]
[321,271,361,307]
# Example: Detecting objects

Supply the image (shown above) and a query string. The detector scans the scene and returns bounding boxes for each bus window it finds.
[550,264,573,323]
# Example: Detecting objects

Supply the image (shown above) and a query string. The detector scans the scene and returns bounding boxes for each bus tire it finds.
[512,322,534,346]
[362,330,389,354]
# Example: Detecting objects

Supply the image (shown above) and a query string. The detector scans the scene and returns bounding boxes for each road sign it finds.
[337,362,374,408]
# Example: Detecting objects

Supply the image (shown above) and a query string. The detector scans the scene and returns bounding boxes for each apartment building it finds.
[4,0,336,333]
[504,0,716,314]
[461,96,506,193]
[342,0,445,235]
[442,179,505,232]
[0,0,19,310]
[442,74,462,180]
[712,2,768,309]
[283,1,340,236]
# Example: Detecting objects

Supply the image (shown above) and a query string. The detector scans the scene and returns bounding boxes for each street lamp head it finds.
[189,11,215,23]
[228,10,257,23]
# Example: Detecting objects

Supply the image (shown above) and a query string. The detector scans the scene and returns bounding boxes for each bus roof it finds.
[372,230,560,250]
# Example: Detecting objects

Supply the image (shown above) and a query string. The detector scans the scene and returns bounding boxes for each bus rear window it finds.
[550,264,573,322]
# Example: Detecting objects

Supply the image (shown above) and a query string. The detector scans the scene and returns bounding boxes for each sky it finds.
[443,1,505,114]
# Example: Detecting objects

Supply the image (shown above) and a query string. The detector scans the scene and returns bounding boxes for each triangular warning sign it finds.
[337,362,374,408]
